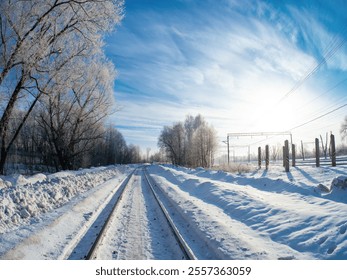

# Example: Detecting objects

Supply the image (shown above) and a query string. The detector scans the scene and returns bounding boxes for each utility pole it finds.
[331,134,336,167]
[265,145,269,169]
[284,140,290,172]
[222,136,230,165]
[315,138,320,167]
[227,136,230,165]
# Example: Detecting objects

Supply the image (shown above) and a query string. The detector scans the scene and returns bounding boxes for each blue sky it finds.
[105,0,347,156]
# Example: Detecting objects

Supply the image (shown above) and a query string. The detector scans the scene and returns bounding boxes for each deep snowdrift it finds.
[147,164,347,259]
[0,165,132,234]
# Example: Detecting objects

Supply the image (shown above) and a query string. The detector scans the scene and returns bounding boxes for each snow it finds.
[0,165,134,259]
[146,164,347,259]
[93,170,186,260]
[0,163,347,259]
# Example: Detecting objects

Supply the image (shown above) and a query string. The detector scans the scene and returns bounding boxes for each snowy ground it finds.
[0,165,134,259]
[1,163,347,259]
[147,164,347,259]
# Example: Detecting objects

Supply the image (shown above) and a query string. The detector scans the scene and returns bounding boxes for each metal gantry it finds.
[225,131,293,164]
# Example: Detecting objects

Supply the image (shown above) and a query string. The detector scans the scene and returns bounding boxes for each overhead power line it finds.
[278,35,347,104]
[290,103,347,131]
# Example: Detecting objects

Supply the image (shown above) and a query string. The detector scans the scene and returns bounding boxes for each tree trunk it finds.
[0,146,8,175]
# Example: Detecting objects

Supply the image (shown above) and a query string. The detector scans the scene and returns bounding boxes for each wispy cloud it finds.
[106,0,347,151]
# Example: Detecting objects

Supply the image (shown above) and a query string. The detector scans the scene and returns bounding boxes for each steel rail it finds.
[143,167,197,260]
[85,169,136,260]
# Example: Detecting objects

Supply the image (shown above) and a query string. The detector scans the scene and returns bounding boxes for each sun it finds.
[248,89,311,134]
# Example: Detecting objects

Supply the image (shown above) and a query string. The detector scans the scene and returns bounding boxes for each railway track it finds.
[143,167,196,260]
[68,167,196,260]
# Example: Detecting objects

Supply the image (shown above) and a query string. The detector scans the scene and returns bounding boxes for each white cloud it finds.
[287,6,347,71]
[106,1,346,152]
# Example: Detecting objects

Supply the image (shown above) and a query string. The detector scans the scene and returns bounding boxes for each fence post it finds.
[331,134,336,167]
[284,140,290,172]
[258,147,261,168]
[283,146,285,167]
[265,145,269,170]
[315,138,320,167]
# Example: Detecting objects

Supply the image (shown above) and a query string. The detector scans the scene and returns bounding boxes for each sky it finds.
[105,0,347,158]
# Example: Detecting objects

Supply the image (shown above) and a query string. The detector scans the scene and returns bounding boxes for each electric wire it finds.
[251,23,347,129]
[229,16,347,152]
[289,103,347,131]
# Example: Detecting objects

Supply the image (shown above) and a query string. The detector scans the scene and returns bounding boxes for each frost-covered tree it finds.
[158,115,218,168]
[91,125,128,166]
[193,122,217,168]
[0,0,124,173]
[184,114,203,166]
[158,122,186,166]
[36,60,116,170]
[125,144,142,164]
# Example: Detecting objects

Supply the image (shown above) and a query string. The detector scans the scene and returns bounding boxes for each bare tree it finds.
[158,115,218,168]
[184,114,204,166]
[0,0,124,173]
[36,60,115,170]
[126,144,142,163]
[271,145,281,161]
[150,150,166,163]
[88,125,128,167]
[193,122,217,168]
[158,122,185,165]
[320,133,328,159]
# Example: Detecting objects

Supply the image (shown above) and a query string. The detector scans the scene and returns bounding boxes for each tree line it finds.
[10,119,142,173]
[0,0,137,174]
[158,114,218,168]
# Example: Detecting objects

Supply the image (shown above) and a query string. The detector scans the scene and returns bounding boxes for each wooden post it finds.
[331,134,336,167]
[284,140,290,172]
[292,144,296,167]
[315,138,320,167]
[283,146,285,167]
[265,145,269,170]
[227,136,230,165]
[258,147,261,168]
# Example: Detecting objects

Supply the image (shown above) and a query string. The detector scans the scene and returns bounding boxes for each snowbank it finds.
[148,164,347,259]
[331,176,347,190]
[0,165,132,234]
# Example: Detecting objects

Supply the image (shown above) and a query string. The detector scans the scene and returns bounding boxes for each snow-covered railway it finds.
[68,167,195,260]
